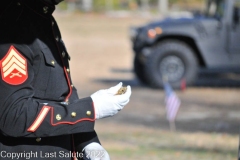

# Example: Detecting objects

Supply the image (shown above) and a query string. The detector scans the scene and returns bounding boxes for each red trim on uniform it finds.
[71,135,77,160]
[50,21,72,102]
[63,66,72,101]
[50,107,95,126]
[27,104,95,132]
[27,106,51,132]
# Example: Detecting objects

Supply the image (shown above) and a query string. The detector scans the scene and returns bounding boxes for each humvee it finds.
[130,0,240,88]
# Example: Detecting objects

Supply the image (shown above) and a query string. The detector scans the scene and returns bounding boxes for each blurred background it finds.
[54,0,239,159]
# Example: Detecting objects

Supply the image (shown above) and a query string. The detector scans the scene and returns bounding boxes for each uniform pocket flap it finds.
[41,48,56,67]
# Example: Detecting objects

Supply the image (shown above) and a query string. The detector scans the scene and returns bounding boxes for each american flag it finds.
[163,82,181,121]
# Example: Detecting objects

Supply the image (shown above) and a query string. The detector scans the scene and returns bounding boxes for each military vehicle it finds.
[130,0,240,88]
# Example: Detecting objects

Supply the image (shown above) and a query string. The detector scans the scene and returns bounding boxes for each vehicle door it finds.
[229,0,240,66]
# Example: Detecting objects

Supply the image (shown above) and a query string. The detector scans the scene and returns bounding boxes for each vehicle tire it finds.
[134,55,148,84]
[144,40,198,89]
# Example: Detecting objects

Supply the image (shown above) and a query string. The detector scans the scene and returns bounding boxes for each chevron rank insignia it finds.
[1,46,28,85]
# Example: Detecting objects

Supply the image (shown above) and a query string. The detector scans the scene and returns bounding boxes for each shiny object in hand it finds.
[116,87,127,95]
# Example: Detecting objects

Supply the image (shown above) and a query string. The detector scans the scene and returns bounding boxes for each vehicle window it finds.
[233,0,240,24]
[234,0,240,7]
[205,0,225,19]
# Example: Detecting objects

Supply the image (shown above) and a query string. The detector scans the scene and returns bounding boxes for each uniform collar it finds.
[23,0,55,19]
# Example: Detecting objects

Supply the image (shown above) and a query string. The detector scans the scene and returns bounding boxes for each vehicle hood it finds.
[142,15,214,30]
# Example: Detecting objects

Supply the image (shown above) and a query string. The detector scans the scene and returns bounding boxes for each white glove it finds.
[91,82,131,119]
[83,142,110,160]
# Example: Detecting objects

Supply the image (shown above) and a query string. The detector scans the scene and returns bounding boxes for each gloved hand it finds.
[83,142,110,160]
[91,82,131,119]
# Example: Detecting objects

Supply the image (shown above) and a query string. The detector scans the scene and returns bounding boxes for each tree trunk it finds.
[158,0,168,14]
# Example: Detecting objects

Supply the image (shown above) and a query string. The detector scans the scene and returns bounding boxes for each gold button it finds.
[36,138,41,142]
[56,36,59,42]
[71,112,77,118]
[51,60,55,65]
[66,68,70,73]
[62,51,66,58]
[43,6,48,14]
[86,111,91,116]
[56,114,61,121]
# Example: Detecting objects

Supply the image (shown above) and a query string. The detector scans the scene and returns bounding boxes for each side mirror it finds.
[233,7,240,24]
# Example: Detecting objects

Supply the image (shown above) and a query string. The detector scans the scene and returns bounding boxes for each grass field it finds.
[96,122,238,160]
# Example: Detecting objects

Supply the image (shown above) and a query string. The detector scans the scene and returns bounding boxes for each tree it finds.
[158,0,169,14]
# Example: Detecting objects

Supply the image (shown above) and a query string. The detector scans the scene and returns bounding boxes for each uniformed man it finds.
[0,0,131,160]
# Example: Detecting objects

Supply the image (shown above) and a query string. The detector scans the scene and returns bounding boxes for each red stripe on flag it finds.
[165,93,180,121]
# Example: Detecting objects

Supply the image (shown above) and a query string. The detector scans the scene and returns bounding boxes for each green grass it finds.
[96,123,238,160]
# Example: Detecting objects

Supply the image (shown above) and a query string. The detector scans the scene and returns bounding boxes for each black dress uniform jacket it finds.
[0,0,99,159]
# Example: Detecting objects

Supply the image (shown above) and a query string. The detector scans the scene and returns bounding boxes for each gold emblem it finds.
[86,111,91,116]
[36,138,41,142]
[116,87,127,95]
[71,112,77,118]
[51,60,55,65]
[43,6,48,14]
[62,51,66,58]
[56,114,61,121]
